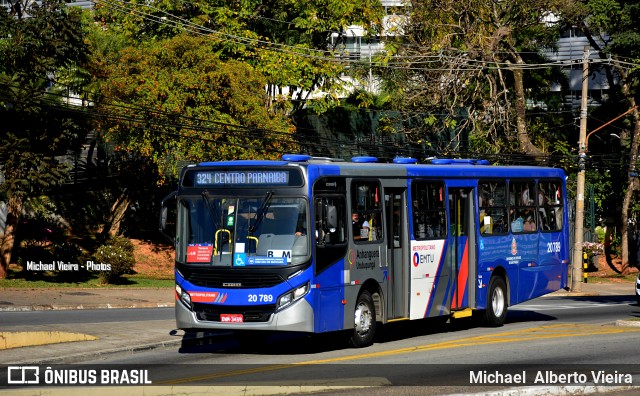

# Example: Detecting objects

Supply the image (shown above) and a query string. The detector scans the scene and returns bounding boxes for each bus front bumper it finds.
[176,298,314,333]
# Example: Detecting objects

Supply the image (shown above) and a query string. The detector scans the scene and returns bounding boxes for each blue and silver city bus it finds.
[160,154,569,347]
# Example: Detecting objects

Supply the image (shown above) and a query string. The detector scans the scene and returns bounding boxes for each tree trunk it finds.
[511,60,545,158]
[0,196,23,278]
[103,189,131,238]
[620,104,640,275]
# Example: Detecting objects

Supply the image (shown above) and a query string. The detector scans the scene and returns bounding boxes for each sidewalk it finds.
[0,281,637,366]
[548,280,636,296]
[0,287,174,312]
[0,287,179,365]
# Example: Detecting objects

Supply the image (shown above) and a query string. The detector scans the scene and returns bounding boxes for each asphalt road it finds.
[1,288,639,395]
[66,294,640,392]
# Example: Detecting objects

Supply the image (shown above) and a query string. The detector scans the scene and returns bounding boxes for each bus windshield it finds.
[177,195,310,267]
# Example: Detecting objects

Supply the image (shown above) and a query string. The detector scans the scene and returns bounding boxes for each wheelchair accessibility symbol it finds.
[234,253,247,266]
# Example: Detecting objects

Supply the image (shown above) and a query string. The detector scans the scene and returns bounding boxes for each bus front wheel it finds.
[484,276,507,327]
[349,291,376,348]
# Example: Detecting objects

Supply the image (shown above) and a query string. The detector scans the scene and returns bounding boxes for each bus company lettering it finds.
[410,240,444,271]
[355,249,379,270]
[506,255,522,265]
[412,244,437,251]
[189,291,228,303]
[413,251,436,267]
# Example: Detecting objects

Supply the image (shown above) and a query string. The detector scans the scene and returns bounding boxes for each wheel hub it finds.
[354,303,372,334]
[492,286,505,317]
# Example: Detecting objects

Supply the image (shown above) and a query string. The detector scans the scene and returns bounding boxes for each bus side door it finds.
[446,187,477,311]
[384,188,408,320]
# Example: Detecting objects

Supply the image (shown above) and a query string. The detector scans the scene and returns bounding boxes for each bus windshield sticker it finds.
[234,253,247,266]
[186,244,213,263]
[267,250,292,263]
[247,256,287,266]
[235,242,246,253]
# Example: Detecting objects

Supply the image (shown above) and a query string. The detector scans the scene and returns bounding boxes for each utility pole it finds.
[571,46,589,292]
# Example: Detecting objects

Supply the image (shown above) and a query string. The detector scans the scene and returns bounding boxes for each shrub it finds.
[94,240,136,284]
[583,241,604,256]
[53,242,84,262]
[52,242,89,282]
[105,235,134,254]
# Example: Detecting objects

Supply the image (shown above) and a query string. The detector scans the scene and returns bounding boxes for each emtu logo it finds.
[413,252,421,267]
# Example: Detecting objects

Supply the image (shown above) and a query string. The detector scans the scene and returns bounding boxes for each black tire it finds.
[483,276,507,327]
[349,291,376,348]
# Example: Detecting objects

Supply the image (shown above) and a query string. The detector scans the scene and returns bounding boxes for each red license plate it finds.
[220,314,244,323]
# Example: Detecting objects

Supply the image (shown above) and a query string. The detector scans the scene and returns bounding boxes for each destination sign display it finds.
[183,168,303,188]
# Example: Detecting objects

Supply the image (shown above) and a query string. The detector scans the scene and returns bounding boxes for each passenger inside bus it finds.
[352,212,370,240]
[523,213,537,232]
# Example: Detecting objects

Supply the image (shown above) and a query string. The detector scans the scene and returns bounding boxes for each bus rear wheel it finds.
[484,276,507,327]
[349,291,376,348]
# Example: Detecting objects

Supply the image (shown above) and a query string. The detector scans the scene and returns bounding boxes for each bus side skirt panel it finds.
[313,257,346,333]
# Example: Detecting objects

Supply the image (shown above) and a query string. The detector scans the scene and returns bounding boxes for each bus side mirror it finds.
[325,204,337,232]
[159,191,177,244]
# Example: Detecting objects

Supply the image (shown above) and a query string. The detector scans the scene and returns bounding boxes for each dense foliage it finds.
[0,0,90,277]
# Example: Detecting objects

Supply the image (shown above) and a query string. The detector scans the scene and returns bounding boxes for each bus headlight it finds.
[276,282,309,312]
[175,284,192,309]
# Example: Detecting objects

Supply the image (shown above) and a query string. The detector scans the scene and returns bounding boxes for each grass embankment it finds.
[0,239,175,288]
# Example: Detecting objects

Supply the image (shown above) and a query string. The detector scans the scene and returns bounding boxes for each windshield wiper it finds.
[201,191,221,229]
[202,191,226,261]
[249,191,273,233]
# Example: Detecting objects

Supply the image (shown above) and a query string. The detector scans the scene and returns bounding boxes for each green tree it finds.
[94,33,296,180]
[93,0,384,114]
[563,0,640,274]
[0,0,90,278]
[377,0,570,159]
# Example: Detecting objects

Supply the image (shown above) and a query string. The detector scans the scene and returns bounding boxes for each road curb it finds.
[0,302,174,312]
[0,331,98,350]
[8,331,223,366]
[615,319,640,327]
[11,337,185,366]
[545,292,601,297]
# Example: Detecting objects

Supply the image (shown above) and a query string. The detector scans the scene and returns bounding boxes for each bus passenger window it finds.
[479,181,507,235]
[351,180,383,242]
[509,180,537,233]
[412,181,446,240]
[538,179,563,231]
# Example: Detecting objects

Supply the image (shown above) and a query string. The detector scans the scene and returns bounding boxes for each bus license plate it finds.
[220,314,244,323]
